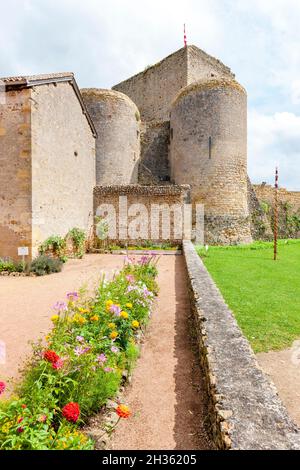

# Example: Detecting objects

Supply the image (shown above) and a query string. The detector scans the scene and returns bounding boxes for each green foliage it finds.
[29,255,63,276]
[0,258,24,273]
[39,236,66,259]
[196,240,300,352]
[67,228,86,258]
[0,254,158,450]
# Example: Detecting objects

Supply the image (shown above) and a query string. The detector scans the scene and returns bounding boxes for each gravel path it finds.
[108,255,212,450]
[257,345,300,427]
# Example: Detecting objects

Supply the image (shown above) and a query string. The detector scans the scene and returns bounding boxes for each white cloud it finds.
[248,110,300,190]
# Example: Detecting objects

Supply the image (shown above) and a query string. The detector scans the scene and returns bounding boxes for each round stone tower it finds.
[81,88,140,185]
[170,78,252,244]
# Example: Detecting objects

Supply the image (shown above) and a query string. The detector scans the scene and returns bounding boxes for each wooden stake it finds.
[274,167,279,261]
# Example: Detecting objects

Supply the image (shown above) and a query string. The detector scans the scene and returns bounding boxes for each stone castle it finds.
[0,44,293,260]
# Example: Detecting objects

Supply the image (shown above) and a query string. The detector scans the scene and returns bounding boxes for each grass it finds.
[196,240,300,353]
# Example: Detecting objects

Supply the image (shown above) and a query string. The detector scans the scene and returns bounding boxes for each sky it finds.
[0,0,300,189]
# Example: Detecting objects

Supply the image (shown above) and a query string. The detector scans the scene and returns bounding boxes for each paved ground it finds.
[257,344,300,427]
[108,255,212,450]
[0,254,122,392]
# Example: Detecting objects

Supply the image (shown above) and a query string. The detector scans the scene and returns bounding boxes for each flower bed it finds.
[0,254,158,450]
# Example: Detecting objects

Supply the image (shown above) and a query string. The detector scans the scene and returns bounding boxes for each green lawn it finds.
[196,240,300,353]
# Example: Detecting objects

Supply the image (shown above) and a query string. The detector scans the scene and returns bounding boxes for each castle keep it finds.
[1,45,279,260]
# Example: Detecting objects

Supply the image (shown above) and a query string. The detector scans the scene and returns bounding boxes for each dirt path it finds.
[0,254,123,392]
[257,344,300,427]
[108,255,212,450]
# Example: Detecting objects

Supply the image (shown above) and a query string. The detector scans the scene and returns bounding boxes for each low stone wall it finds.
[94,185,190,245]
[183,240,300,450]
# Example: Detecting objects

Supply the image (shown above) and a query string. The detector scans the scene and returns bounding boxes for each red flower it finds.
[17,427,24,433]
[0,381,6,395]
[116,404,131,419]
[17,417,23,424]
[62,402,80,423]
[21,404,27,409]
[43,350,60,364]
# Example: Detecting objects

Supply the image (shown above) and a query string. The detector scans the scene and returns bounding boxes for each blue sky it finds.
[1,0,300,189]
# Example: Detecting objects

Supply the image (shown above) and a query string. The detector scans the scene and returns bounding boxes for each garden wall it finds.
[254,184,300,213]
[94,185,190,245]
[183,240,300,450]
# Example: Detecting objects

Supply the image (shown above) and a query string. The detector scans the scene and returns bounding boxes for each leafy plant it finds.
[68,228,86,258]
[29,255,63,276]
[39,236,66,259]
[0,258,24,273]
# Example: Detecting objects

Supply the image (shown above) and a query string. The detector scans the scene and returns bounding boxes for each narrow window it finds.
[170,128,173,140]
[209,137,212,159]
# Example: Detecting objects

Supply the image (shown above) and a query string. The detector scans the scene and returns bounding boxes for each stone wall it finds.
[248,180,273,240]
[81,89,140,185]
[113,48,188,122]
[254,184,300,213]
[113,45,234,123]
[31,82,96,257]
[0,88,32,260]
[170,79,252,245]
[139,121,170,185]
[183,240,300,450]
[94,185,190,245]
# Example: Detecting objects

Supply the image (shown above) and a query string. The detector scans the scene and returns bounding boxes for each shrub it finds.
[0,258,24,273]
[29,255,63,276]
[67,228,86,258]
[39,236,66,259]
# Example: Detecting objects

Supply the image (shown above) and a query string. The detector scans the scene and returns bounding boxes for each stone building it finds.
[0,73,96,260]
[111,45,252,244]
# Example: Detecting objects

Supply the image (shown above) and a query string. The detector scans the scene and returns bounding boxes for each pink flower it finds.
[97,353,107,364]
[38,414,47,423]
[67,292,79,301]
[76,335,85,343]
[0,381,6,395]
[53,301,67,312]
[111,346,119,354]
[126,274,135,283]
[104,367,114,373]
[52,358,64,370]
[109,304,121,316]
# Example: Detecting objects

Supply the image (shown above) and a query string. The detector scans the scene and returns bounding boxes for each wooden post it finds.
[274,167,279,261]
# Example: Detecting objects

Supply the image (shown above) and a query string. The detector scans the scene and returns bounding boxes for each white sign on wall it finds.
[18,247,29,256]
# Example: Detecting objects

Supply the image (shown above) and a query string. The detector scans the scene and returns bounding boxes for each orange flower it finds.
[110,331,118,339]
[116,404,131,419]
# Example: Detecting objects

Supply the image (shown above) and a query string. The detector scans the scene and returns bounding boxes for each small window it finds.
[209,137,212,159]
[74,151,78,157]
[170,128,174,139]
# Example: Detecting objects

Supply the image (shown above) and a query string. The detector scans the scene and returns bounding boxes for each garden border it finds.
[183,240,300,450]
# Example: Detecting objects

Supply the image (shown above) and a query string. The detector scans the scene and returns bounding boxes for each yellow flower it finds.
[45,334,51,342]
[90,315,99,322]
[126,303,133,309]
[72,314,87,325]
[110,331,118,339]
[78,307,90,314]
[120,311,129,319]
[105,300,113,311]
[108,322,116,329]
[131,320,140,329]
[51,314,59,323]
